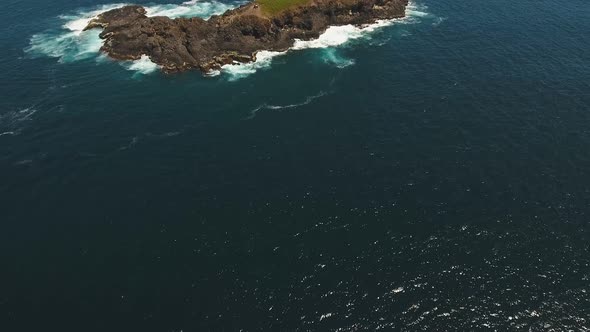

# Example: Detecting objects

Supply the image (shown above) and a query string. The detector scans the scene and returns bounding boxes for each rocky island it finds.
[84,0,409,73]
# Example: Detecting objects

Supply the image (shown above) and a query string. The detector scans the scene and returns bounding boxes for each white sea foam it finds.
[221,50,284,81]
[27,1,430,77]
[60,4,127,34]
[26,3,127,63]
[26,29,104,63]
[406,3,430,18]
[293,19,397,50]
[319,48,355,68]
[247,91,327,119]
[0,108,38,135]
[432,16,447,27]
[145,0,235,18]
[26,1,241,73]
[0,108,37,124]
[126,55,160,75]
[221,19,403,79]
[221,3,432,79]
[63,18,98,35]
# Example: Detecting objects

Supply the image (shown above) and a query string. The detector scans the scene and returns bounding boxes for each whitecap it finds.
[406,3,431,18]
[319,313,334,321]
[407,9,429,17]
[221,50,285,81]
[432,17,447,27]
[26,3,127,63]
[60,4,128,35]
[63,18,98,35]
[26,29,104,63]
[0,108,38,136]
[205,69,221,77]
[221,13,417,79]
[247,91,327,119]
[391,287,405,294]
[145,1,235,18]
[292,20,396,50]
[0,108,37,125]
[126,55,160,75]
[27,1,429,77]
[320,48,355,68]
[26,1,241,66]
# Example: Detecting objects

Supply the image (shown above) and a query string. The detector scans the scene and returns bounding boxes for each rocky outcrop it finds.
[84,0,408,73]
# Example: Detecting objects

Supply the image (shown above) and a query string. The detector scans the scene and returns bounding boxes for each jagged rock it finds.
[84,0,408,74]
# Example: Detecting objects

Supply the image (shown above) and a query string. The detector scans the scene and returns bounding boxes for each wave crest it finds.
[26,1,241,73]
[26,1,432,78]
[222,2,432,79]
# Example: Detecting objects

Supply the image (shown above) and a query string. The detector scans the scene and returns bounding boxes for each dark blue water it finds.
[1,0,590,330]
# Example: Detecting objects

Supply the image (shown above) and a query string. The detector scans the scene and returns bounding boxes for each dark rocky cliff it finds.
[85,0,409,73]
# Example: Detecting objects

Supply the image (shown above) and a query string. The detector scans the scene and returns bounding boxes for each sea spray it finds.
[221,2,434,79]
[27,1,432,78]
[26,1,243,72]
[220,51,285,81]
[222,12,425,79]
[126,55,160,75]
[145,0,237,18]
[319,49,355,68]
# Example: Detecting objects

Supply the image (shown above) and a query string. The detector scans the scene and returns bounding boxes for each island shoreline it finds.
[84,0,409,74]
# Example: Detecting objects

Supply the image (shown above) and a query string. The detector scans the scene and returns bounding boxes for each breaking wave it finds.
[25,1,242,73]
[220,50,284,81]
[293,19,399,50]
[26,1,432,78]
[145,0,235,17]
[125,55,161,75]
[405,3,431,18]
[222,2,432,79]
[320,49,356,68]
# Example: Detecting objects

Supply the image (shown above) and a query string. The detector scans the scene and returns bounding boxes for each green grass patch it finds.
[255,0,313,15]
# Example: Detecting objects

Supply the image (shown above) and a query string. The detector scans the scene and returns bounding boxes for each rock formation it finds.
[84,0,408,73]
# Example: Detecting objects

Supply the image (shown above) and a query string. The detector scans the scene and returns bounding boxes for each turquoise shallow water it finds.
[1,0,590,330]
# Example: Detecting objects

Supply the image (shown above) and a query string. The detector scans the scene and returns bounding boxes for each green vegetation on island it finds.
[84,0,409,73]
[255,0,313,15]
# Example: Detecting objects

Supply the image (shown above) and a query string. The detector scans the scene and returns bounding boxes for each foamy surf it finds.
[220,21,399,80]
[293,19,398,50]
[0,108,38,136]
[26,1,243,74]
[27,1,431,78]
[320,49,355,68]
[406,3,431,19]
[145,0,236,18]
[60,4,127,35]
[221,2,430,79]
[126,55,160,75]
[221,50,285,81]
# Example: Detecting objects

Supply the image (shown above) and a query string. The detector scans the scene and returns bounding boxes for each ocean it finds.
[1,0,589,330]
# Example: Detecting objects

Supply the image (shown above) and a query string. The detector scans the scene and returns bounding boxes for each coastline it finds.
[83,0,410,74]
[219,16,410,79]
